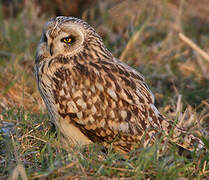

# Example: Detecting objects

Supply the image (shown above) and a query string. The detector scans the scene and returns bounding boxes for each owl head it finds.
[35,16,109,63]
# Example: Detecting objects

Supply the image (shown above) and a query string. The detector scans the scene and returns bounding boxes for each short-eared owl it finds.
[35,16,203,153]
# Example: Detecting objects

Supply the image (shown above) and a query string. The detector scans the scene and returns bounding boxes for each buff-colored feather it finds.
[35,16,203,153]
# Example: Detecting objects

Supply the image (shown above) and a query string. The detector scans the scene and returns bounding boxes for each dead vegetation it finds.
[0,0,208,179]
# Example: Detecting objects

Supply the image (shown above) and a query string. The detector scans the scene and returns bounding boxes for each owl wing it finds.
[52,57,202,151]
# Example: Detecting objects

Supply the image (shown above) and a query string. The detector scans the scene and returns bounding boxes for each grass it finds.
[1,109,208,179]
[0,0,209,179]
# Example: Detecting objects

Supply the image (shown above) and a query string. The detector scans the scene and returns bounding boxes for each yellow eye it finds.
[61,36,75,44]
[63,37,72,43]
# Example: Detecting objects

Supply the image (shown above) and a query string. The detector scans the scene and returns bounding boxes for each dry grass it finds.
[0,0,209,179]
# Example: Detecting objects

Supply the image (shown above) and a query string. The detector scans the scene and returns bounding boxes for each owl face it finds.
[36,16,98,62]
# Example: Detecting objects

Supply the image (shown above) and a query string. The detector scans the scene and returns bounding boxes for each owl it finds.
[35,16,203,154]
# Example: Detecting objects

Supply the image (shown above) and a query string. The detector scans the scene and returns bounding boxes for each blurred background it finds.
[0,0,209,178]
[0,0,209,128]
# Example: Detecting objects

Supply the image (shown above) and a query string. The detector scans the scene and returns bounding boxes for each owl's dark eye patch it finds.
[61,35,76,44]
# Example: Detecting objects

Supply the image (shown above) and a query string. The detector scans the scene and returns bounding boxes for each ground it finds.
[0,0,209,179]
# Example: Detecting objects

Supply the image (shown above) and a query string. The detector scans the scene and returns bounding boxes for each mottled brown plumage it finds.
[35,16,203,153]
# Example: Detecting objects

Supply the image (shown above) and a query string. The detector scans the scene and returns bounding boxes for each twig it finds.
[27,134,47,143]
[19,123,43,140]
[78,160,88,179]
[176,94,182,117]
[10,135,28,180]
[31,162,77,179]
[56,162,76,173]
[179,33,209,63]
[196,53,209,79]
[104,165,135,173]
